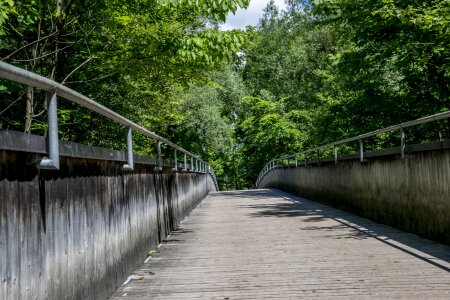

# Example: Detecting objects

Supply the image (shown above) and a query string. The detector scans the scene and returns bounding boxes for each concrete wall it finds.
[258,149,450,246]
[0,147,216,300]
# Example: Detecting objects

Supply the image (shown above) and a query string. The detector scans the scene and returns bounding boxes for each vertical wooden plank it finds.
[21,158,40,300]
[47,175,57,300]
[66,159,76,300]
[0,151,8,300]
[79,163,88,300]
[7,158,20,300]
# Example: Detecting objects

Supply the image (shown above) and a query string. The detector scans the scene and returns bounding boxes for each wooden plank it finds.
[110,189,450,300]
[1,149,215,299]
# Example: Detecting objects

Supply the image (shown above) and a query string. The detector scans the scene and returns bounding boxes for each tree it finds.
[237,95,304,187]
[0,0,249,148]
[312,0,450,136]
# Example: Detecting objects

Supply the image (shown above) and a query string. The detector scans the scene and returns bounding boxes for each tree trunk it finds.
[24,87,34,133]
[50,0,63,81]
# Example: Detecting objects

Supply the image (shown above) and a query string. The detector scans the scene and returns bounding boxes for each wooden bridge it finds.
[2,62,450,300]
[110,189,450,299]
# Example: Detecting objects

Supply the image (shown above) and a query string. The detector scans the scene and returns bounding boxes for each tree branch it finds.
[2,31,59,60]
[12,44,72,62]
[61,56,96,84]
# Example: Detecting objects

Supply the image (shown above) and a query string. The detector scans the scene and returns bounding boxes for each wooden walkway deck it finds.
[109,189,450,299]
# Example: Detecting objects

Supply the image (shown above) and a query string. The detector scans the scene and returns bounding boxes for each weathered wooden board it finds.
[0,149,216,300]
[260,149,450,245]
[110,189,450,299]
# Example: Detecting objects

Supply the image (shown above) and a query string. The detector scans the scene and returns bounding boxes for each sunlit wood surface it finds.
[110,189,450,299]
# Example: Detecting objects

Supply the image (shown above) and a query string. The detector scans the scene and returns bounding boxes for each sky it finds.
[221,0,287,30]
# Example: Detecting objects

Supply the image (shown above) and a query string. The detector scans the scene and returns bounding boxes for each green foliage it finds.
[0,0,15,36]
[234,0,450,187]
[2,0,450,190]
[313,0,450,128]
[236,96,303,186]
[158,0,250,22]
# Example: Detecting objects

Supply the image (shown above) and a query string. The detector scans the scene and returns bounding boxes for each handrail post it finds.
[190,156,194,171]
[359,139,364,163]
[195,159,198,172]
[334,146,338,164]
[172,149,177,172]
[39,91,60,170]
[123,127,134,171]
[295,157,298,167]
[183,153,187,172]
[401,128,407,159]
[154,141,162,172]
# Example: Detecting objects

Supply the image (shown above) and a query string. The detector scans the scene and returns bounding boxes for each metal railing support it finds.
[359,139,364,163]
[190,156,194,171]
[183,153,187,172]
[172,149,178,172]
[334,146,338,164]
[256,108,450,187]
[154,141,162,172]
[0,61,219,187]
[401,128,407,159]
[122,127,134,171]
[39,91,60,170]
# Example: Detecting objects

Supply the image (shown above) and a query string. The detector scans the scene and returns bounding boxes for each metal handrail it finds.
[0,61,217,185]
[256,110,450,187]
[0,61,197,157]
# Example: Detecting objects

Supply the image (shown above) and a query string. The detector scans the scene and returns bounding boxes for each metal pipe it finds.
[0,62,219,178]
[0,61,200,159]
[401,129,407,159]
[359,139,364,163]
[269,109,450,165]
[39,91,60,170]
[172,149,177,172]
[122,127,134,171]
[183,153,187,171]
[191,156,194,171]
[334,146,338,164]
[154,141,162,172]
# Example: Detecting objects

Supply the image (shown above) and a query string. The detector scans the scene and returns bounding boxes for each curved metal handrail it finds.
[0,61,219,189]
[256,110,450,187]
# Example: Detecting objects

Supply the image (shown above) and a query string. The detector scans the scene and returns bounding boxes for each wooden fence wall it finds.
[258,148,450,246]
[0,146,216,300]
